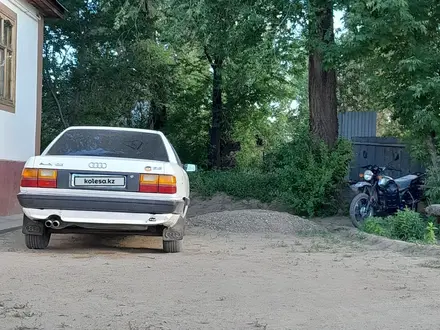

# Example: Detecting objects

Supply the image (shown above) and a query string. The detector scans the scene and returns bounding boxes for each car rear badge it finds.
[89,162,107,169]
[145,166,152,172]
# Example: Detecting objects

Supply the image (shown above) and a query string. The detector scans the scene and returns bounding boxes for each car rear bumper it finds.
[17,193,186,214]
[22,210,186,240]
[22,208,182,227]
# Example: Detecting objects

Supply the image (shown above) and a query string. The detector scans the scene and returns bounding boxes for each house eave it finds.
[26,0,65,18]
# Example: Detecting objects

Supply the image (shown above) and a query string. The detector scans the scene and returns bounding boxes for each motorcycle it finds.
[349,162,425,228]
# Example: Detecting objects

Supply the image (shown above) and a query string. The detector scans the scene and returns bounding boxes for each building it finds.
[0,0,64,216]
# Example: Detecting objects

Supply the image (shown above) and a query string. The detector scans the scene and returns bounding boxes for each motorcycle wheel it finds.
[350,193,374,228]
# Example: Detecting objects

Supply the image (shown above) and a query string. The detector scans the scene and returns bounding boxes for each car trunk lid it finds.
[33,155,166,174]
[32,156,169,192]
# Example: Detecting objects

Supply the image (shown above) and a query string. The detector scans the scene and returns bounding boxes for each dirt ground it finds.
[1,197,440,330]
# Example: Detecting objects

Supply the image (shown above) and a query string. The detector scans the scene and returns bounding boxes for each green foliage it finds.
[165,0,300,62]
[189,171,275,203]
[425,169,440,204]
[164,0,304,166]
[190,130,353,217]
[41,0,306,167]
[389,209,426,242]
[162,46,212,165]
[425,222,438,245]
[41,0,177,149]
[268,132,353,216]
[362,209,437,244]
[363,217,390,237]
[340,0,440,203]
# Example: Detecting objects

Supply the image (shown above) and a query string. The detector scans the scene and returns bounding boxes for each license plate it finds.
[72,175,126,187]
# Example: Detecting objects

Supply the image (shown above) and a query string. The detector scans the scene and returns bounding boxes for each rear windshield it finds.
[46,129,169,162]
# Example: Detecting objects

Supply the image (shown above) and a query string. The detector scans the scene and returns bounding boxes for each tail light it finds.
[139,174,176,194]
[38,169,58,188]
[139,174,159,193]
[21,168,57,188]
[158,175,177,194]
[21,169,38,187]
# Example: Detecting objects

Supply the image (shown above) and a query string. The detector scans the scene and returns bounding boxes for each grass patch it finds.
[362,209,438,244]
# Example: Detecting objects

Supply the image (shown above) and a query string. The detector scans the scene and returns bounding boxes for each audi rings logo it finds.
[89,162,107,169]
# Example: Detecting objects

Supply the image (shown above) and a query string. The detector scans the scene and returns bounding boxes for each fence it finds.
[348,137,425,182]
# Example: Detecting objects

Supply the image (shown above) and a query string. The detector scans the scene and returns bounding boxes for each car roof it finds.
[63,126,164,136]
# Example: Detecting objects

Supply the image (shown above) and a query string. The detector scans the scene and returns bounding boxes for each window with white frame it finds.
[0,5,15,112]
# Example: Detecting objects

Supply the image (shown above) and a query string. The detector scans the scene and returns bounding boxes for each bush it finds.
[389,209,426,242]
[268,132,352,216]
[425,166,440,204]
[363,217,390,237]
[189,171,276,203]
[425,222,438,244]
[189,131,353,216]
[362,209,437,244]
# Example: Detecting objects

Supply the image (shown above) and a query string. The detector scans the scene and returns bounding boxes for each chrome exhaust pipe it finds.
[52,220,60,228]
[45,220,53,228]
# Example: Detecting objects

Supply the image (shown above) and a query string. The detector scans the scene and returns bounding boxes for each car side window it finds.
[171,145,182,167]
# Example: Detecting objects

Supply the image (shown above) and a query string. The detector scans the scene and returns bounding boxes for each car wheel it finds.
[163,240,183,253]
[25,232,51,249]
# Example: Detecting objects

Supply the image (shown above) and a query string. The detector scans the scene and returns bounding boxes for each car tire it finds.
[25,232,51,250]
[163,240,183,253]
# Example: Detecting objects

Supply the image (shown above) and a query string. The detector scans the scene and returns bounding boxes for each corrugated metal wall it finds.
[338,112,377,140]
[349,137,425,182]
[337,112,424,182]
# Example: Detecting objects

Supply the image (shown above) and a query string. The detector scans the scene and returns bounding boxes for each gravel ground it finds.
[188,210,328,235]
[1,209,440,330]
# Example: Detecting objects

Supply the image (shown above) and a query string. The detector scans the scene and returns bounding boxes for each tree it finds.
[163,45,212,165]
[341,0,440,200]
[41,0,176,149]
[41,0,306,169]
[166,0,301,168]
[308,0,338,147]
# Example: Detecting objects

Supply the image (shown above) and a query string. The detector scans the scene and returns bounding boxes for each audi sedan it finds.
[17,126,191,253]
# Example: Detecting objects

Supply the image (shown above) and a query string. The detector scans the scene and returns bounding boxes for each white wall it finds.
[0,0,39,162]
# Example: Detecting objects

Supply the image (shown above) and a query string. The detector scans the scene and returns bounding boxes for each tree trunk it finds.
[308,0,338,147]
[208,59,223,169]
[149,100,167,130]
[153,104,167,130]
[142,0,166,131]
[44,69,68,128]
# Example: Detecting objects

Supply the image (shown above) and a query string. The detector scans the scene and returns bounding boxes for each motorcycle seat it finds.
[394,175,418,190]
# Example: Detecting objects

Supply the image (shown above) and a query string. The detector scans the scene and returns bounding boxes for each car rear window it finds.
[46,129,169,162]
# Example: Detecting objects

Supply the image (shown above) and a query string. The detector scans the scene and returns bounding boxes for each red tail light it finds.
[139,174,159,193]
[37,169,58,188]
[139,174,176,194]
[158,175,177,194]
[21,168,38,187]
[21,168,57,188]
